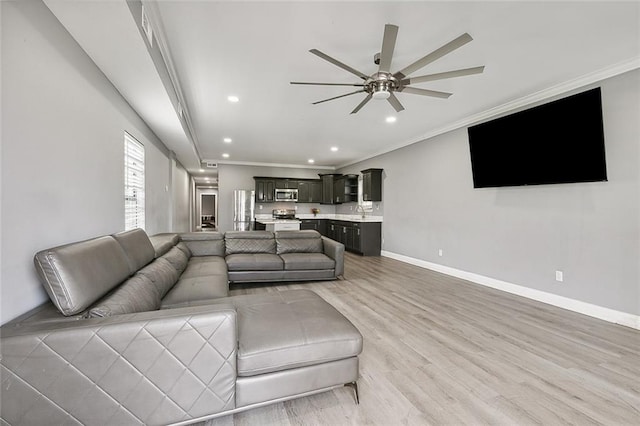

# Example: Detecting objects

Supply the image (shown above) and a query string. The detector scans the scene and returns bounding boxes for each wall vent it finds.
[205,162,218,169]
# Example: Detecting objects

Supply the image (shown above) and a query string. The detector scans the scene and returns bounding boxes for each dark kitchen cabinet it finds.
[327,220,381,256]
[275,179,298,189]
[361,168,383,202]
[319,174,341,204]
[332,174,358,204]
[300,219,326,235]
[255,178,275,203]
[297,180,323,203]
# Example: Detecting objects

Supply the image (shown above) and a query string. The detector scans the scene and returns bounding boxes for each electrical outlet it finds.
[555,270,564,282]
[259,205,263,210]
[438,249,443,257]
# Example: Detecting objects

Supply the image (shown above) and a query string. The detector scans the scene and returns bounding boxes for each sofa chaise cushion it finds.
[214,290,362,377]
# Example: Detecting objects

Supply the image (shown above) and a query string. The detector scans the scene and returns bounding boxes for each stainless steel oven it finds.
[274,188,298,202]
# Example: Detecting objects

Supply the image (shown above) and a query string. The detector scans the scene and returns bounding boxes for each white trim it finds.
[209,159,336,170]
[381,250,640,331]
[339,56,640,169]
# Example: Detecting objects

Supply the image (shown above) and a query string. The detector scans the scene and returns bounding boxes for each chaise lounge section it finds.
[0,229,361,425]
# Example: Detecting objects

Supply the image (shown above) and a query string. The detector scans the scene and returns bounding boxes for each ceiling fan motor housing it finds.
[367,72,399,99]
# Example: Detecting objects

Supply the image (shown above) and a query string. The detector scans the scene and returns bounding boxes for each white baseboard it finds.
[381,250,640,331]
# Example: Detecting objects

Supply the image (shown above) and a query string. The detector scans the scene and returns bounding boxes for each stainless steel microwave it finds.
[274,188,298,202]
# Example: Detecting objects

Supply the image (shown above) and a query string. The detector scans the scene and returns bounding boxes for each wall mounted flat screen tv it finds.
[468,87,607,188]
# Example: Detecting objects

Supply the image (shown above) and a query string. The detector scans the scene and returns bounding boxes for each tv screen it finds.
[468,88,607,188]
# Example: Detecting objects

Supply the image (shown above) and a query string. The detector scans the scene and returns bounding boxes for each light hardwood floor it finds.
[204,253,640,425]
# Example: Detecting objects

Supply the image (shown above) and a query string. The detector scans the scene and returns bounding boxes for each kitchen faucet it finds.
[355,205,366,219]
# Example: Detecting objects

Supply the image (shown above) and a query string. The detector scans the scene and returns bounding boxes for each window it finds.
[124,132,145,230]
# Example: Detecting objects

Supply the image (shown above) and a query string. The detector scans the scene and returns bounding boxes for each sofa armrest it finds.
[1,305,238,425]
[322,236,345,277]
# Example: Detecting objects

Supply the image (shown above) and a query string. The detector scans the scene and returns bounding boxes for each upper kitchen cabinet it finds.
[319,174,340,204]
[361,168,383,202]
[334,174,358,204]
[254,178,275,203]
[297,180,322,203]
[274,179,298,189]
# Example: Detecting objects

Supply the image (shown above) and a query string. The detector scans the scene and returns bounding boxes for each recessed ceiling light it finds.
[386,116,397,123]
[223,137,232,143]
[222,153,230,158]
[199,169,205,172]
[330,147,338,152]
[308,159,315,164]
[227,95,239,103]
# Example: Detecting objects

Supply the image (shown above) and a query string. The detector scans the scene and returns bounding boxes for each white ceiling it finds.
[45,1,639,183]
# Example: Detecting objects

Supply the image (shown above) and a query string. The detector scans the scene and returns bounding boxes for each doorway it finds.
[200,193,217,231]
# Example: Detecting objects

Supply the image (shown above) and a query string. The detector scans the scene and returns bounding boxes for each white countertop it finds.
[255,219,301,224]
[255,214,383,223]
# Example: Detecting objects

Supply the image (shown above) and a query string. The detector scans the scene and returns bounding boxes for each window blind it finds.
[124,132,145,231]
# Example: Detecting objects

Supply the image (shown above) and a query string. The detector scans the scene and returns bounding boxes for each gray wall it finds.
[171,157,191,232]
[0,1,182,323]
[339,69,640,316]
[217,164,336,231]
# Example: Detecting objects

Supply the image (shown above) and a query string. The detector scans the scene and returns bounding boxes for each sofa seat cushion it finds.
[226,253,283,271]
[160,275,229,309]
[225,290,363,377]
[279,253,335,271]
[181,256,228,278]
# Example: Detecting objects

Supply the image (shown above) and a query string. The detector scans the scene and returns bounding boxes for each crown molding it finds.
[210,159,336,170]
[337,56,640,170]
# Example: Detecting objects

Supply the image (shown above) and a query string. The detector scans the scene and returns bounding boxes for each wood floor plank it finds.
[203,253,640,425]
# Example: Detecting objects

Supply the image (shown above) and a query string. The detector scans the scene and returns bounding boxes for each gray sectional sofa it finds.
[0,229,360,425]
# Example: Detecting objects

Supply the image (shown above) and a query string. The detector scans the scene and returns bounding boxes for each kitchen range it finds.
[256,209,301,232]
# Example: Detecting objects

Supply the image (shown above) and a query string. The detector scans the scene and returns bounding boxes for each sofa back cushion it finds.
[112,228,155,275]
[136,258,180,298]
[87,274,161,318]
[161,246,190,275]
[34,236,131,316]
[275,230,323,254]
[225,231,276,255]
[180,232,225,256]
[148,233,180,257]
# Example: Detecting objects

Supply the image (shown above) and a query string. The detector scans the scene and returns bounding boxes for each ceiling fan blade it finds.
[394,33,474,79]
[290,81,365,87]
[402,66,485,85]
[312,89,366,105]
[387,93,405,112]
[350,94,373,114]
[401,87,452,99]
[309,49,369,80]
[378,24,399,73]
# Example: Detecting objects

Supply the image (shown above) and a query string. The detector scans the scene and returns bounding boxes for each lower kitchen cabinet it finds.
[327,220,381,256]
[300,219,326,235]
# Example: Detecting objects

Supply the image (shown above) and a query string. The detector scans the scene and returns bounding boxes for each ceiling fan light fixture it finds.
[372,89,391,100]
[372,81,391,100]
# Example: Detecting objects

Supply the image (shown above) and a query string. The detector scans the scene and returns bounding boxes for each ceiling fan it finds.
[291,24,484,114]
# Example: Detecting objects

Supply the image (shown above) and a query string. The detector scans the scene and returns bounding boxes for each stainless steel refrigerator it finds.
[233,190,255,231]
